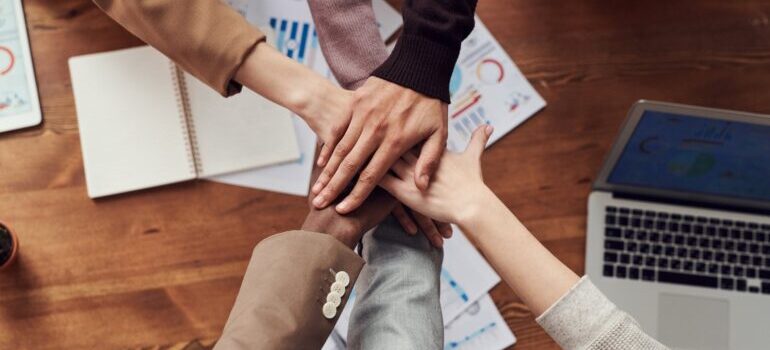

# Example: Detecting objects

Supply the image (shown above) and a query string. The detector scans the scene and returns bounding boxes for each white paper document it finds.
[446,17,546,152]
[372,0,403,40]
[444,294,517,349]
[441,226,501,323]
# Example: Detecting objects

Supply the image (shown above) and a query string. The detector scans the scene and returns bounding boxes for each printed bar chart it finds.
[269,17,320,67]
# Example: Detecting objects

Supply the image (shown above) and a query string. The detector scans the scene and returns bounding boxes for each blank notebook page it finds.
[70,46,195,198]
[182,73,299,177]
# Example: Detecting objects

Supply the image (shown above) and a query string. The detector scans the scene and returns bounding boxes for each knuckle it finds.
[330,124,345,138]
[352,90,367,104]
[387,136,406,150]
[333,143,351,156]
[373,119,390,134]
[358,170,377,185]
[341,159,358,173]
[324,183,340,196]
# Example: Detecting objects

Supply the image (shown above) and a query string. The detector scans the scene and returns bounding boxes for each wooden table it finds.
[3,0,770,348]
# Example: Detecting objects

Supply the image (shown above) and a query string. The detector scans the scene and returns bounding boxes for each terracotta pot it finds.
[0,222,18,271]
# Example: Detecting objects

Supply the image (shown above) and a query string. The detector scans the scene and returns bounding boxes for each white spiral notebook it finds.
[69,46,300,198]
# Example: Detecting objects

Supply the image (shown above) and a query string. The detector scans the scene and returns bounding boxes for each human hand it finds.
[303,146,450,248]
[298,83,354,156]
[310,77,448,214]
[302,152,397,249]
[392,203,453,248]
[379,125,495,226]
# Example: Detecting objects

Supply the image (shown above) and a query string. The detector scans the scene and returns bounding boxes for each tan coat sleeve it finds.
[214,230,365,350]
[92,0,265,96]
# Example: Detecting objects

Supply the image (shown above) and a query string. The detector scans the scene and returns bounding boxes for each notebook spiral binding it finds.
[170,63,202,176]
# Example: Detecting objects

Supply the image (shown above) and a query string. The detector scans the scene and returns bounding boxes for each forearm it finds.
[460,191,579,316]
[93,0,264,96]
[308,0,388,89]
[235,43,345,123]
[373,0,478,102]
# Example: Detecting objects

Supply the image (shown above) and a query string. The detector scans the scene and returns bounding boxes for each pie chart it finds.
[476,58,504,84]
[0,46,14,75]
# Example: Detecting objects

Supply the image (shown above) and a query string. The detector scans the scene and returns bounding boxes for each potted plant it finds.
[0,222,18,271]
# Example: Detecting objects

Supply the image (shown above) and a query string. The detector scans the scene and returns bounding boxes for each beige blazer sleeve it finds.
[214,230,365,350]
[92,0,265,96]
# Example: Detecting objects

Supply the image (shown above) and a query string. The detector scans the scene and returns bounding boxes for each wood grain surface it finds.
[3,0,770,349]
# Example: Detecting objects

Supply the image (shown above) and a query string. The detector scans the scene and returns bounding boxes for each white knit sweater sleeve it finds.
[535,276,670,350]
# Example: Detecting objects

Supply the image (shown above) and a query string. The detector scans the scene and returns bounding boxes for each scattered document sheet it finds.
[210,0,402,196]
[371,0,403,41]
[444,294,517,349]
[441,226,501,323]
[327,227,506,348]
[446,17,546,152]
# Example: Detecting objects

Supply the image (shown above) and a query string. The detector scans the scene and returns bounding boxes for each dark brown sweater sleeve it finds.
[92,0,266,97]
[372,0,478,103]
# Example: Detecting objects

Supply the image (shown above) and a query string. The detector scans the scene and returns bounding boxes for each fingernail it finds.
[485,124,494,136]
[312,195,326,208]
[408,226,418,235]
[434,237,444,248]
[316,157,324,166]
[443,228,453,238]
[312,182,323,194]
[336,201,350,213]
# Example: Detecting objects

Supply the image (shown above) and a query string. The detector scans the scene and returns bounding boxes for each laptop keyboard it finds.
[602,206,770,294]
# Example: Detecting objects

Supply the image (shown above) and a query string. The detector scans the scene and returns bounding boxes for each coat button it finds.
[330,281,345,296]
[335,271,350,287]
[326,291,342,308]
[322,302,337,319]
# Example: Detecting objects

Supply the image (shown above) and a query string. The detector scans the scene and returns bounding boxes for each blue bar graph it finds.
[442,268,469,302]
[445,322,498,349]
[270,17,319,66]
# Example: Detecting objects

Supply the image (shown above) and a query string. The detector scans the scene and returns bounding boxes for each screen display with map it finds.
[608,111,770,202]
[0,0,33,118]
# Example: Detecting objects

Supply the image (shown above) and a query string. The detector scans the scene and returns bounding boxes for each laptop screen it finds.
[607,110,770,202]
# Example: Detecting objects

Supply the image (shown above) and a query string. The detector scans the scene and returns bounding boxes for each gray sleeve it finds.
[536,276,669,350]
[347,215,444,349]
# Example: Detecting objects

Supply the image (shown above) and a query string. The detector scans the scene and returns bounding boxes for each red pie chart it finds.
[0,46,15,75]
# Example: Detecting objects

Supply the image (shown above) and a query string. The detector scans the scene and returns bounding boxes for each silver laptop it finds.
[586,100,770,350]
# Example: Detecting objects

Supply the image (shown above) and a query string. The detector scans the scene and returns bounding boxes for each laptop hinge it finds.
[612,192,770,217]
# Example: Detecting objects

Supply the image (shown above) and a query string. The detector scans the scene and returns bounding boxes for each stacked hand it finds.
[301,77,453,247]
[379,125,494,227]
[310,77,448,215]
[302,157,396,249]
[302,145,452,248]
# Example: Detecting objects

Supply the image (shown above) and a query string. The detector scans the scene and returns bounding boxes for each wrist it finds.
[301,216,359,249]
[286,72,331,118]
[455,186,502,231]
[295,79,348,123]
[235,43,328,117]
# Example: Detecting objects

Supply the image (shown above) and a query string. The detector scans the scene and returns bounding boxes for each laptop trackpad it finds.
[657,293,729,350]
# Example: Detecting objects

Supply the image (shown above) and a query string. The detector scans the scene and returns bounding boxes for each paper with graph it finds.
[446,17,546,152]
[444,294,516,349]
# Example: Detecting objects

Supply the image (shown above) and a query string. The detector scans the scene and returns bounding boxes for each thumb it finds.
[465,124,493,159]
